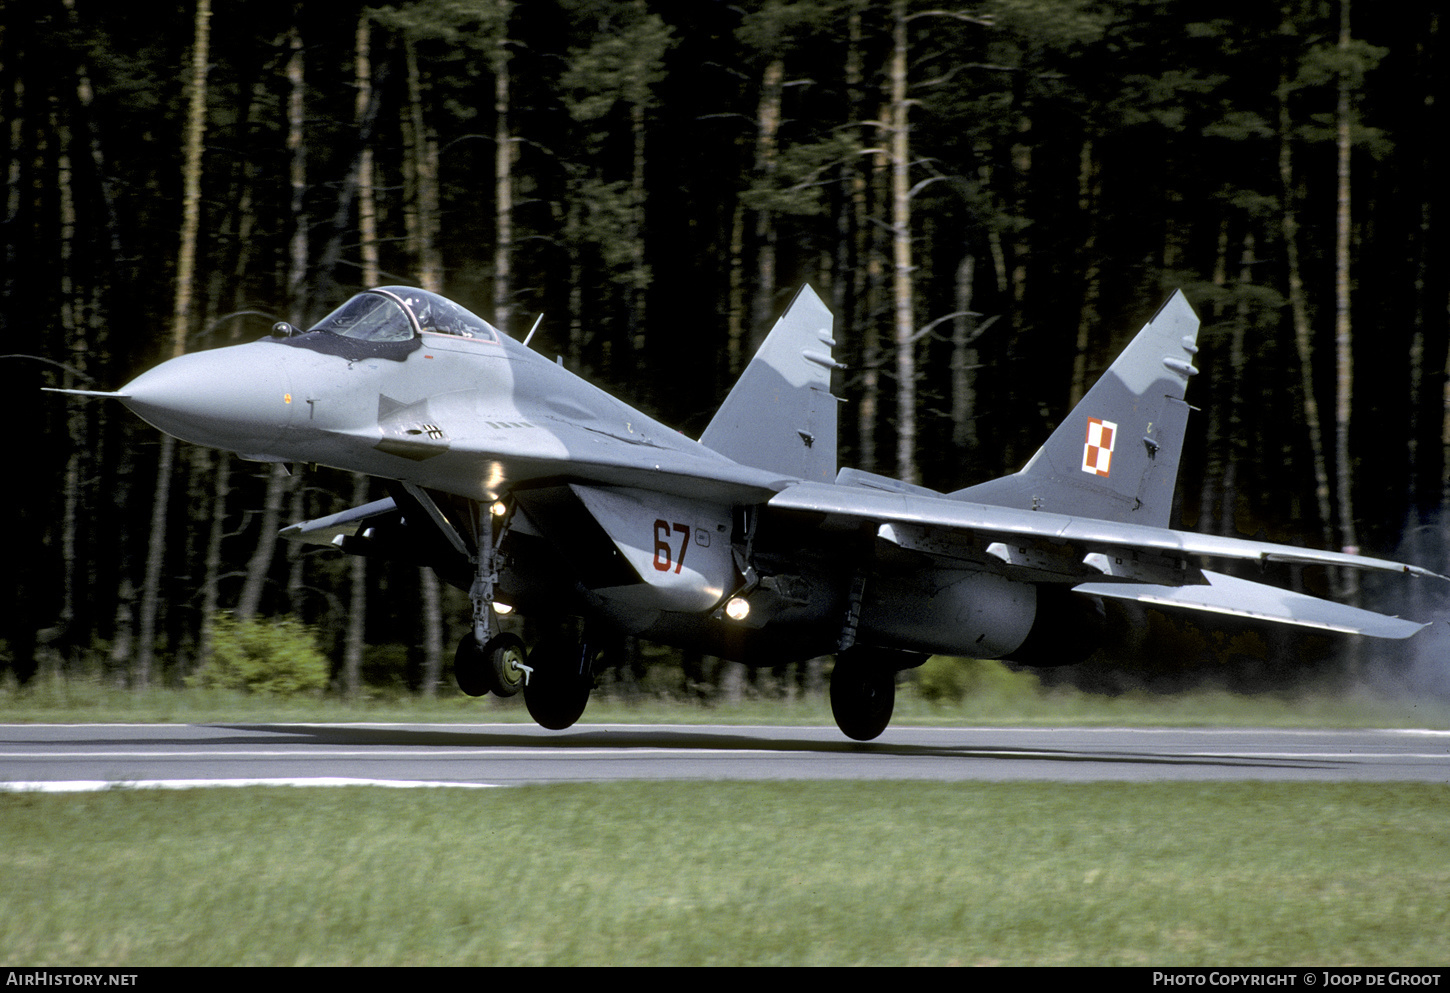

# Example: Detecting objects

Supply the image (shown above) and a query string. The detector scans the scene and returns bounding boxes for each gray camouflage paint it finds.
[89,284,1439,660]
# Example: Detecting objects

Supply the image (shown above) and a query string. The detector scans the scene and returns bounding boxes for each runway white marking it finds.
[0,778,501,792]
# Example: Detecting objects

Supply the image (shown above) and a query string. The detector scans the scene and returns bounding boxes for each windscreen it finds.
[309,292,415,342]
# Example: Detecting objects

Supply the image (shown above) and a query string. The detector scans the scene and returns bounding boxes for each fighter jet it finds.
[53,285,1440,739]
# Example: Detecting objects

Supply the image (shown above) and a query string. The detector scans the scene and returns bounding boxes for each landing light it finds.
[493,601,514,615]
[725,597,750,621]
[489,500,508,517]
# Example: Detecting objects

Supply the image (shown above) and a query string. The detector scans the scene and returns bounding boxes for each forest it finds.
[3,0,1447,699]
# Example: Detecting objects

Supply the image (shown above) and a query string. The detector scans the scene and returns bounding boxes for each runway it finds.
[2,723,1447,789]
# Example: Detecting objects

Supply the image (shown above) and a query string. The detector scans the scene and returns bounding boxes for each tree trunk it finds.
[197,74,266,668]
[951,252,978,452]
[1010,113,1032,333]
[727,201,746,375]
[1222,230,1255,536]
[314,17,387,304]
[628,25,649,353]
[492,3,513,332]
[55,114,82,656]
[1279,58,1337,567]
[1333,0,1359,603]
[236,466,287,621]
[404,29,450,696]
[342,11,380,698]
[137,0,211,687]
[567,196,586,367]
[833,1,864,445]
[168,2,210,360]
[750,56,784,354]
[1198,218,1231,536]
[285,24,309,324]
[344,474,368,699]
[198,455,229,667]
[1069,139,1100,408]
[419,570,444,698]
[285,468,307,610]
[890,0,917,484]
[858,98,890,474]
[239,23,305,622]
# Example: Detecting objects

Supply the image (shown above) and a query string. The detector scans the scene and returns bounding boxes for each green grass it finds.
[1,782,1446,965]
[5,663,1446,965]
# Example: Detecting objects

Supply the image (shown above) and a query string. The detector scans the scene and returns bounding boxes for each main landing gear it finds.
[521,634,599,731]
[828,647,896,741]
[451,496,601,731]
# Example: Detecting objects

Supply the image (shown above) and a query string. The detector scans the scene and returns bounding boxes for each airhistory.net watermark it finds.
[5,973,137,986]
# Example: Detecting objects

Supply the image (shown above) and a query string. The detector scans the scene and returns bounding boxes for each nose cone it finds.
[120,343,295,455]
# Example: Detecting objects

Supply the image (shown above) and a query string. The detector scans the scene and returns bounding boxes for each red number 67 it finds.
[653,519,690,574]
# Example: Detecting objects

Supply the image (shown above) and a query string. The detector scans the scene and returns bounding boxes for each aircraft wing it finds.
[1076,570,1426,639]
[768,480,1439,637]
[770,481,1438,580]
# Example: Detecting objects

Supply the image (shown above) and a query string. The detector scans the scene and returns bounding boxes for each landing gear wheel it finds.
[482,632,527,698]
[454,634,491,697]
[829,650,896,741]
[523,638,594,730]
[455,632,529,698]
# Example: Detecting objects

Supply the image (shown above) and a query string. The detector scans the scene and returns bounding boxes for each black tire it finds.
[523,638,593,730]
[482,632,527,697]
[829,649,896,741]
[454,634,491,697]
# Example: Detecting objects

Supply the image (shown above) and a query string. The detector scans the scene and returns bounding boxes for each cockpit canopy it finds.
[309,287,502,342]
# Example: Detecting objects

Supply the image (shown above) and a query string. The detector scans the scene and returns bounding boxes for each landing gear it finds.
[829,648,895,741]
[523,634,597,730]
[483,633,528,696]
[454,631,528,697]
[451,496,532,698]
[454,634,490,697]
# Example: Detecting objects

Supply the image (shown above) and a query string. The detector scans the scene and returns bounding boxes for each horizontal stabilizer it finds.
[280,496,397,547]
[1076,569,1428,640]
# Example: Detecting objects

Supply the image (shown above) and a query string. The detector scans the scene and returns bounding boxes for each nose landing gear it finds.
[454,631,529,698]
[453,498,531,699]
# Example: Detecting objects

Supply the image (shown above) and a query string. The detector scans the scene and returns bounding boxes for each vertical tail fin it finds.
[699,285,840,482]
[955,290,1201,526]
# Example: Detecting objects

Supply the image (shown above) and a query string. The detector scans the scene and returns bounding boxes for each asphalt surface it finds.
[2,723,1448,789]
